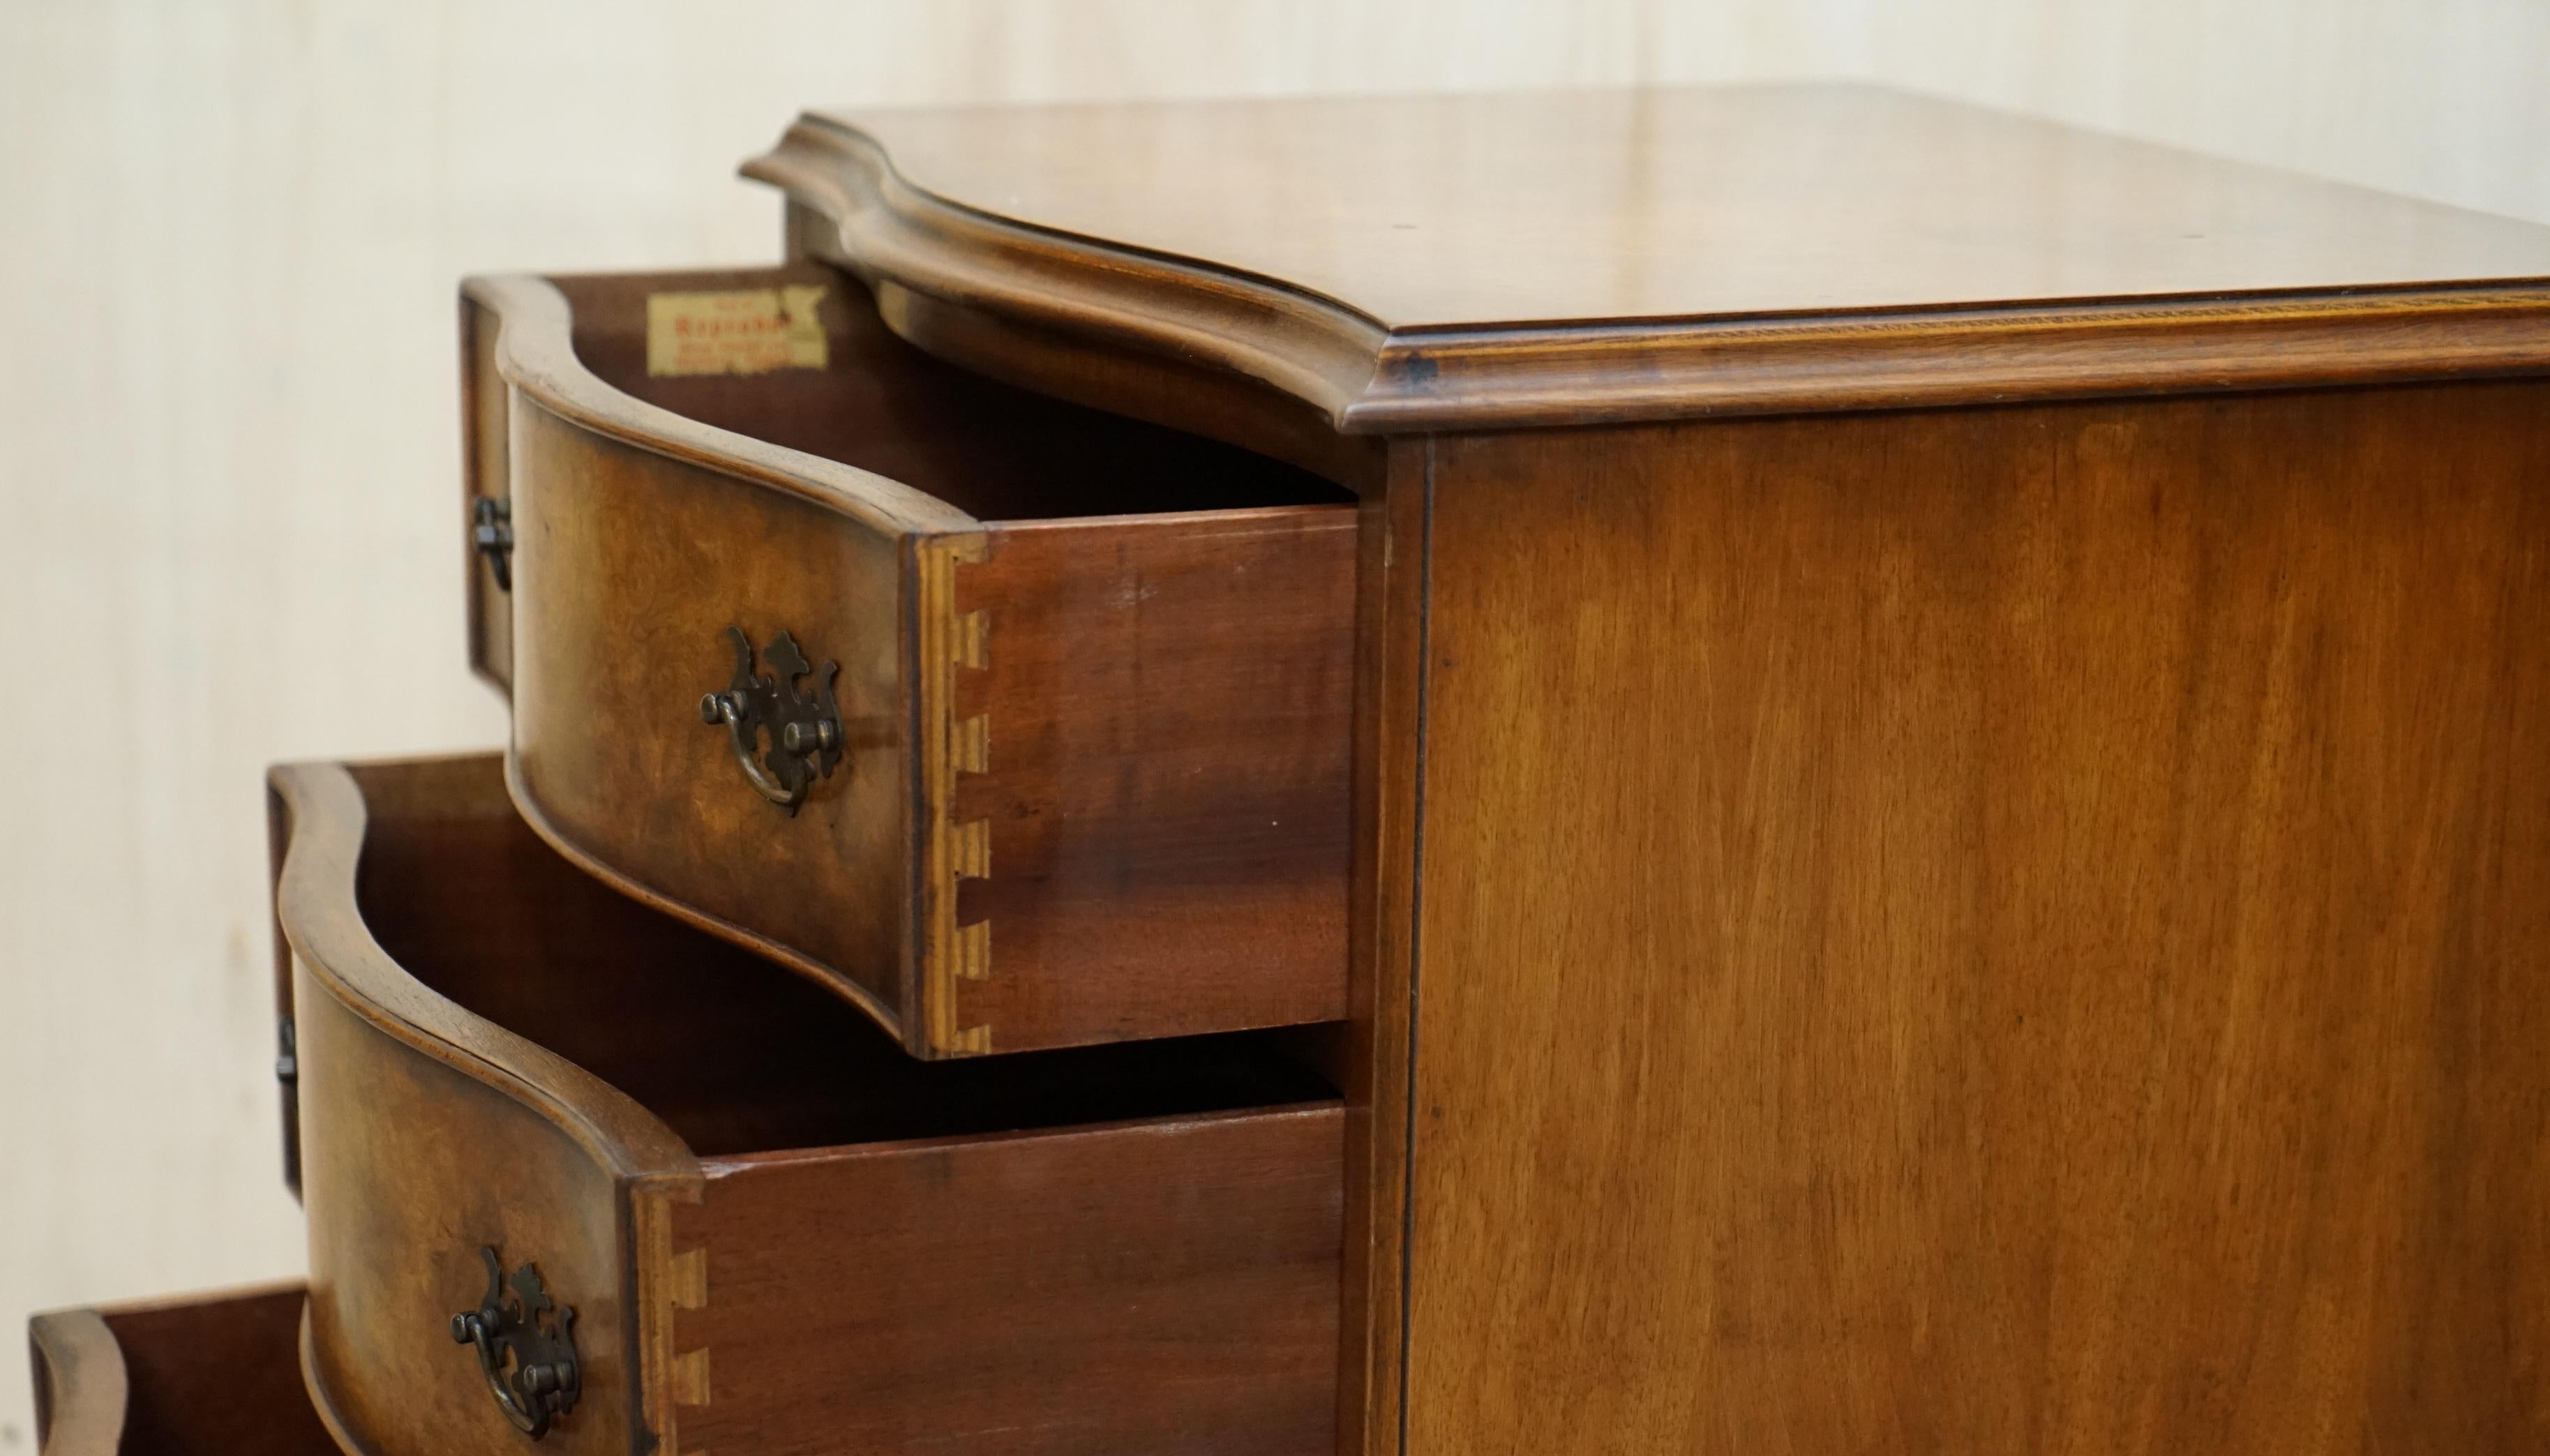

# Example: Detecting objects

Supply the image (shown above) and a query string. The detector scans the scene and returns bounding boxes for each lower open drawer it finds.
[268,753,1342,1456]
[27,1282,333,1456]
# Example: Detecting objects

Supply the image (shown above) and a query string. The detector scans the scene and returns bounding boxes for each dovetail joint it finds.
[952,918,989,982]
[922,534,995,1057]
[668,1245,707,1311]
[638,1185,710,1456]
[668,1347,710,1411]
[667,1240,708,1418]
[953,608,988,668]
[950,817,990,881]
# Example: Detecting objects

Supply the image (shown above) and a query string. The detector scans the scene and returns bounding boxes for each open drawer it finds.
[270,754,1342,1456]
[460,265,1354,1058]
[27,1283,333,1456]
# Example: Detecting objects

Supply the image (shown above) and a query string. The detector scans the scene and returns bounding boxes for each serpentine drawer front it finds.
[460,266,1354,1059]
[27,1283,334,1456]
[270,754,1344,1456]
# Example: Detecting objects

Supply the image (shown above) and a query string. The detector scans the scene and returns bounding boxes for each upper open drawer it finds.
[459,265,1354,1058]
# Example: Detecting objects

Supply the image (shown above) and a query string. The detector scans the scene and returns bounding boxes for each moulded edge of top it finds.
[744,110,2550,433]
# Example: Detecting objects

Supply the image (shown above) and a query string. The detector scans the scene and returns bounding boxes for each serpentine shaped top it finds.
[748,84,2550,432]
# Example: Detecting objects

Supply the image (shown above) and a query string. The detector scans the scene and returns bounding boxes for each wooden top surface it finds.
[750,84,2550,430]
[809,84,2550,329]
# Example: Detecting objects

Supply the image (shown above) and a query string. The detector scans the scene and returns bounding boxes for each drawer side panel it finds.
[944,511,1355,1052]
[672,1103,1346,1456]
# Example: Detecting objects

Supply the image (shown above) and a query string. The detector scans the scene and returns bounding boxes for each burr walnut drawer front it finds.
[460,266,1355,1059]
[27,1283,333,1456]
[269,754,1346,1456]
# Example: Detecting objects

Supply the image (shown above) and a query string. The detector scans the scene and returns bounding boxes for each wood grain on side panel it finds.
[1403,383,2550,1454]
[948,511,1355,1050]
[668,1104,1347,1456]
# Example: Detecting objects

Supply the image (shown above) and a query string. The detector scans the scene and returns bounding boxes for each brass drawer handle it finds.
[449,1247,580,1439]
[698,626,844,815]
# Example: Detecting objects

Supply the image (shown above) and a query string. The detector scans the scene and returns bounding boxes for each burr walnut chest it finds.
[32,84,2550,1456]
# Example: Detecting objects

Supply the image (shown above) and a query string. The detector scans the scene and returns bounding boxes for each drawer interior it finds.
[31,1284,332,1456]
[341,758,1337,1159]
[548,267,1353,520]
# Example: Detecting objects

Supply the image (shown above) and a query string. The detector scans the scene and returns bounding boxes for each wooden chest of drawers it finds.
[33,83,2550,1456]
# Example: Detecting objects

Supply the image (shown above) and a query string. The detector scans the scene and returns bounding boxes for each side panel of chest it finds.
[1395,383,2550,1454]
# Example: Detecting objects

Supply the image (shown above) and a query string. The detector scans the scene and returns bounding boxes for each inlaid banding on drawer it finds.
[461,264,1353,1058]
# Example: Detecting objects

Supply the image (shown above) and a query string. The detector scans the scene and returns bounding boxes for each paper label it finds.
[645,286,829,376]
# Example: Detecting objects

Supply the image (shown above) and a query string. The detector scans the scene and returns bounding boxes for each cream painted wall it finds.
[1,0,2543,1445]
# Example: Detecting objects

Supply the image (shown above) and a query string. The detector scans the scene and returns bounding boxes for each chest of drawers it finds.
[33,82,2550,1456]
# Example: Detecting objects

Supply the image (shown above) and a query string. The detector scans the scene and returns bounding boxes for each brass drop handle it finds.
[449,1247,580,1440]
[698,626,845,815]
